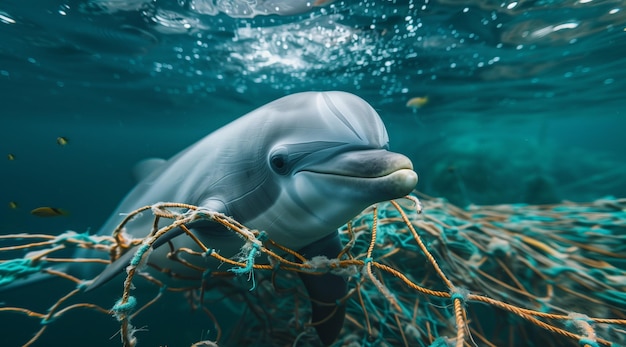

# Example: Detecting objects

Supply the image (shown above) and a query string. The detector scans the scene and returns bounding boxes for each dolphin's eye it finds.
[269,147,289,175]
[272,156,285,169]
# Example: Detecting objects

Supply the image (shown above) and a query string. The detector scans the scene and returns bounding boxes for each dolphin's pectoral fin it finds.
[84,244,141,292]
[85,219,226,292]
[297,232,347,346]
[85,226,187,292]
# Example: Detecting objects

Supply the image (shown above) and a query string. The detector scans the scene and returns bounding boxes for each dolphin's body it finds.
[85,91,417,344]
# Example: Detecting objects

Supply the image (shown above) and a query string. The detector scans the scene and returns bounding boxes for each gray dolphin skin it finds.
[85,91,418,345]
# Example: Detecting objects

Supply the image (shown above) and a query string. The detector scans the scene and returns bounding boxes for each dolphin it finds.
[83,91,417,345]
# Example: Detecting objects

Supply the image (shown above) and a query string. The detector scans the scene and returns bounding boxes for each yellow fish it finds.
[8,201,18,209]
[56,137,69,146]
[7,153,15,160]
[406,96,429,108]
[30,207,69,217]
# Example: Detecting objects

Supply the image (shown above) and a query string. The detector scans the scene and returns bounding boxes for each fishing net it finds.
[1,193,625,347]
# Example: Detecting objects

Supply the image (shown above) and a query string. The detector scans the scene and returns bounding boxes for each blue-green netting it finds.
[1,195,624,346]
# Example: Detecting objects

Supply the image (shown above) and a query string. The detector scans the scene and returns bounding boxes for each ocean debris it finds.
[0,194,624,346]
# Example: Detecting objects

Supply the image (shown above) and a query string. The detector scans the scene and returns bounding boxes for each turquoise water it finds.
[1,0,625,346]
[2,0,625,234]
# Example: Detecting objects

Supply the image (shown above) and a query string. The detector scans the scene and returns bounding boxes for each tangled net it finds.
[0,193,625,347]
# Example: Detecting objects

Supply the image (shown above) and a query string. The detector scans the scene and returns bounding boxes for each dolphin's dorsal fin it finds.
[132,158,167,182]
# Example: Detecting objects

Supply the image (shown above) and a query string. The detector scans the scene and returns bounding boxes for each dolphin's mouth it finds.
[298,149,418,200]
[300,149,415,178]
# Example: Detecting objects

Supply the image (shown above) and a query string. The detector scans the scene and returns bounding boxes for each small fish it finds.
[406,96,429,108]
[8,201,18,209]
[7,153,15,160]
[30,206,69,217]
[56,137,69,146]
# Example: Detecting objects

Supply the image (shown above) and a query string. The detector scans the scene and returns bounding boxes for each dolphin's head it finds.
[246,91,417,249]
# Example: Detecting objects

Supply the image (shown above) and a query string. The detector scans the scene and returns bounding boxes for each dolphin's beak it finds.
[302,149,418,200]
[306,149,413,177]
[297,232,347,346]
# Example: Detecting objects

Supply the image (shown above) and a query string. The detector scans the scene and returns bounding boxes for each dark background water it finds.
[0,0,624,345]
